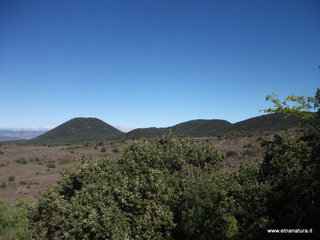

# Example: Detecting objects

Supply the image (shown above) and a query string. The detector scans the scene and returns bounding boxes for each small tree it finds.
[265,88,320,133]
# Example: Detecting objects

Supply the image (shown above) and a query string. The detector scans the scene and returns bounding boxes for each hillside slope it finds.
[31,118,123,143]
[228,113,301,133]
[125,113,301,139]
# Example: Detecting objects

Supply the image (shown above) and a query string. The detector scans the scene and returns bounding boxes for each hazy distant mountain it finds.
[0,129,46,141]
[0,135,22,141]
[31,118,123,143]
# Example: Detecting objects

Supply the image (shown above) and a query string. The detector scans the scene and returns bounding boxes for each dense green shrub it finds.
[231,162,271,239]
[0,199,31,240]
[178,169,239,240]
[260,133,320,230]
[28,135,225,239]
[26,99,320,239]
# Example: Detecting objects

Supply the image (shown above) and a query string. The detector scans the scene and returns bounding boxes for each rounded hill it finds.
[32,118,123,143]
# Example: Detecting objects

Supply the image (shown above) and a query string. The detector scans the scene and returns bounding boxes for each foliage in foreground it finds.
[265,88,320,133]
[0,199,31,240]
[2,88,320,239]
[26,131,320,239]
[28,135,230,239]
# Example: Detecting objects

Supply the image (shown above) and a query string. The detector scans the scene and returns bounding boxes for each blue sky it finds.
[1,0,319,131]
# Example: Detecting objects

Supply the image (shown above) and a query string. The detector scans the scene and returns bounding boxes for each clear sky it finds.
[1,0,319,131]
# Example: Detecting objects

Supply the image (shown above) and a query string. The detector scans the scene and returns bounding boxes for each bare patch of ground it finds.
[0,141,125,203]
[0,137,267,204]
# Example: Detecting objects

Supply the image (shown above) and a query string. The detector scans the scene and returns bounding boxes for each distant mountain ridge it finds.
[3,113,301,143]
[0,129,46,141]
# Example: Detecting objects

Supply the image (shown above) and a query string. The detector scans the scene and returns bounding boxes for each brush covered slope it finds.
[170,119,232,136]
[125,113,301,139]
[230,113,301,133]
[125,119,232,139]
[32,118,123,143]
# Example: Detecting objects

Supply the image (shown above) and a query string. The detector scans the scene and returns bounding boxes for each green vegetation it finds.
[28,135,226,239]
[31,118,124,143]
[1,89,318,239]
[265,88,320,133]
[0,199,31,240]
[26,114,300,145]
[25,129,320,239]
[125,114,300,140]
[230,113,300,133]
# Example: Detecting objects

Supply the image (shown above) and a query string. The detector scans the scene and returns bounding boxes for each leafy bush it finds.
[231,162,271,239]
[178,169,239,240]
[0,199,31,240]
[260,133,320,230]
[28,135,225,239]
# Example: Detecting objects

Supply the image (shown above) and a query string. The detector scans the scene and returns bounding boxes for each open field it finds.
[0,141,125,203]
[0,136,265,204]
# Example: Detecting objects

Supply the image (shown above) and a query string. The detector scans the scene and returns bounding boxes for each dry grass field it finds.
[0,137,264,204]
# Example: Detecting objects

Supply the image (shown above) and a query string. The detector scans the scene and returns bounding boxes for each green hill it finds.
[125,113,301,139]
[31,118,123,143]
[29,113,302,143]
[227,113,301,133]
[170,119,232,137]
[125,119,232,139]
[124,127,167,139]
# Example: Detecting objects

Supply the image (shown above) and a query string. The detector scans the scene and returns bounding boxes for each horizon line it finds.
[0,112,274,132]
